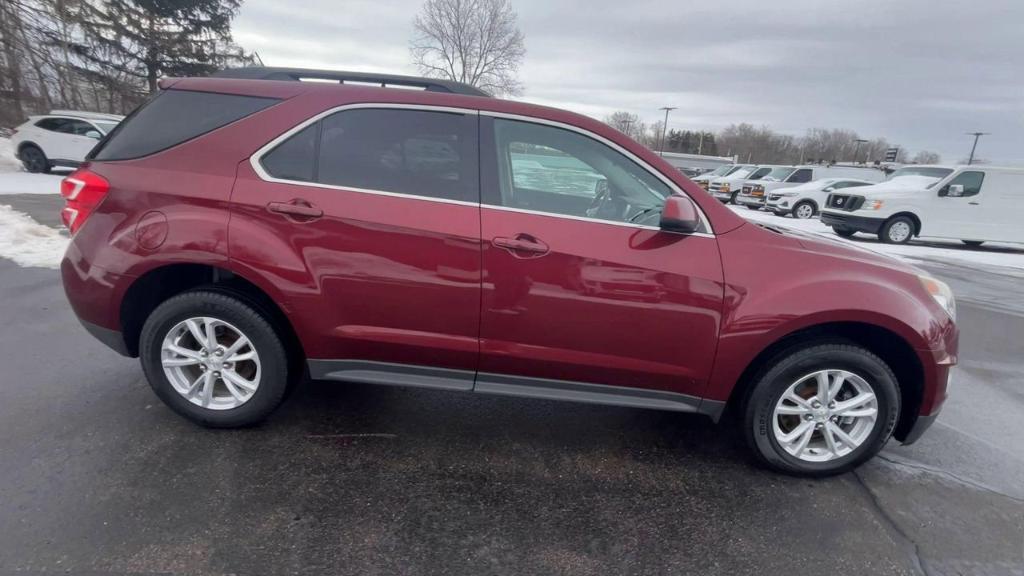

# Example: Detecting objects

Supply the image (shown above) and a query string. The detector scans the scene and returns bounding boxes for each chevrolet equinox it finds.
[60,67,958,476]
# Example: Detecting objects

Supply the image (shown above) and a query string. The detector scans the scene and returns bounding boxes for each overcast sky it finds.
[234,0,1024,164]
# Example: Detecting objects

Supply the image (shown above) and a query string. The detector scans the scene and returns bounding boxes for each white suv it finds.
[10,110,123,173]
[766,178,876,219]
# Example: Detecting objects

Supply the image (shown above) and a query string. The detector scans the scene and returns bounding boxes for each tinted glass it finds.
[492,118,672,225]
[261,123,319,182]
[748,167,771,179]
[945,171,985,197]
[788,168,813,183]
[317,109,477,202]
[36,118,67,132]
[93,90,278,160]
[59,120,94,136]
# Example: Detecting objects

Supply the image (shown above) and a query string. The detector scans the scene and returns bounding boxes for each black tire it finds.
[833,227,856,238]
[791,200,816,220]
[746,204,761,211]
[729,191,739,204]
[743,343,900,477]
[962,240,984,247]
[878,215,915,244]
[20,145,50,173]
[139,290,290,427]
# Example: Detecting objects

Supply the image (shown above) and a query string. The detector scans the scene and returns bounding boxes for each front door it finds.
[477,116,725,401]
[230,106,482,382]
[930,170,989,240]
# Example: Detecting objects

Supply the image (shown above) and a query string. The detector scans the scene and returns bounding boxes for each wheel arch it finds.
[119,263,306,366]
[724,321,924,442]
[16,140,43,155]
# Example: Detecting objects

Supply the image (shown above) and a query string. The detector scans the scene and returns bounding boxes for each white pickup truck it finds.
[708,165,773,204]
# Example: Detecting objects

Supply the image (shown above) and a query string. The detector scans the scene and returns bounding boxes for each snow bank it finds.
[0,137,20,172]
[730,205,1024,273]
[0,204,68,269]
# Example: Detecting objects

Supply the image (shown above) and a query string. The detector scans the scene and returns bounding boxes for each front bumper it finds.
[735,194,765,206]
[820,211,885,233]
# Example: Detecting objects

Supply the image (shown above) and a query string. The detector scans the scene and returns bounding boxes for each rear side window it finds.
[36,118,68,132]
[92,90,278,161]
[261,123,319,182]
[317,109,477,202]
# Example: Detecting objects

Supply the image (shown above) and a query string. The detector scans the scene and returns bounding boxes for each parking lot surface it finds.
[0,193,1022,575]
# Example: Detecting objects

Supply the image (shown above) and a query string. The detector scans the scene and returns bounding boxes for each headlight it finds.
[866,199,884,210]
[919,275,956,321]
[720,183,730,192]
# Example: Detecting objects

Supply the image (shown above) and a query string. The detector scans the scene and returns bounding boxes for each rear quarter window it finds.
[91,90,278,161]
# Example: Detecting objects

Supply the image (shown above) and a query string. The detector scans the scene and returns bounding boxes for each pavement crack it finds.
[852,469,932,576]
[878,453,1024,505]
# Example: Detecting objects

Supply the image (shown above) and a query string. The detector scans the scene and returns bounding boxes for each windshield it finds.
[728,167,755,179]
[708,165,734,177]
[887,167,953,188]
[763,167,796,182]
[747,167,771,180]
[94,121,119,134]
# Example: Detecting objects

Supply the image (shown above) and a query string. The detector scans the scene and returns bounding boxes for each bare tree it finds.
[410,0,525,96]
[603,111,643,139]
[911,150,941,164]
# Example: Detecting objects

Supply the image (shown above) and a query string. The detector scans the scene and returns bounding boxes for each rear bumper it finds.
[78,317,132,356]
[820,211,884,233]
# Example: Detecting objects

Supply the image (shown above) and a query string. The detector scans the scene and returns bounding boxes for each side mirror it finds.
[660,196,701,234]
[85,130,102,139]
[947,184,964,197]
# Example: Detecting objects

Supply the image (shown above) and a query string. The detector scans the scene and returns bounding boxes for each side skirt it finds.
[307,360,725,420]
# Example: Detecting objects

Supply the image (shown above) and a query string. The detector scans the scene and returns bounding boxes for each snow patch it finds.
[0,138,64,194]
[0,204,68,269]
[0,137,21,172]
[730,205,1024,272]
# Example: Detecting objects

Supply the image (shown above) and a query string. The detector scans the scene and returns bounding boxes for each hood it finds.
[753,221,924,276]
[857,175,939,195]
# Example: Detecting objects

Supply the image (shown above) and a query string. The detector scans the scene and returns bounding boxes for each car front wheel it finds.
[140,290,290,427]
[879,216,915,244]
[743,343,900,476]
[833,226,856,238]
[792,201,816,220]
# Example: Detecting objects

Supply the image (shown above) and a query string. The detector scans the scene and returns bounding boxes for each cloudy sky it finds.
[234,0,1024,164]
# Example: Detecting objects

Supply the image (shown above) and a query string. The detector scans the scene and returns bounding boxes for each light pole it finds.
[697,131,705,155]
[966,132,990,165]
[853,139,868,164]
[658,106,676,156]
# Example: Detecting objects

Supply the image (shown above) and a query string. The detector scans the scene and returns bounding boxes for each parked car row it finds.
[10,110,124,173]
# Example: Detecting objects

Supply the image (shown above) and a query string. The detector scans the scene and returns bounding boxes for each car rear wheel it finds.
[746,205,761,211]
[140,290,290,427]
[833,227,856,238]
[20,145,50,173]
[743,343,900,476]
[879,216,915,244]
[792,201,816,220]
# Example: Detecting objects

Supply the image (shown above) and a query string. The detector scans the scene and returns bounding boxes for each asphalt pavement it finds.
[0,196,1022,575]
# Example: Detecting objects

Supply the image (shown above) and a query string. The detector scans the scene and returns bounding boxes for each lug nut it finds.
[803,414,813,421]
[811,400,821,408]
[815,423,824,430]
[828,401,836,409]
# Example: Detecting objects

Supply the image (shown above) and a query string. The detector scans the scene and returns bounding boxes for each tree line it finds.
[0,0,254,127]
[605,111,942,165]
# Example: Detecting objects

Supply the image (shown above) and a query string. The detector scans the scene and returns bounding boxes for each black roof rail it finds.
[211,67,491,97]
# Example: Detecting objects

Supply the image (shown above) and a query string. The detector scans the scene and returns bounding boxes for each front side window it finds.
[748,167,771,180]
[491,118,673,225]
[943,171,985,197]
[832,180,871,190]
[58,120,95,136]
[764,167,796,182]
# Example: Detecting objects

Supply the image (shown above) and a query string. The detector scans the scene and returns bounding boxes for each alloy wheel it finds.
[160,316,261,410]
[794,203,814,219]
[771,369,878,462]
[888,221,912,243]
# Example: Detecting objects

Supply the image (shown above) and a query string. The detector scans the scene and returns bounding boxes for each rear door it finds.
[476,115,724,403]
[230,105,482,384]
[57,119,102,160]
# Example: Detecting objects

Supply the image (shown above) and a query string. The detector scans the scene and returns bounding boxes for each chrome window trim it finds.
[248,102,714,236]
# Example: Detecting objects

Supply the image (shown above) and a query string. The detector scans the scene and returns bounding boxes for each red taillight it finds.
[61,169,109,234]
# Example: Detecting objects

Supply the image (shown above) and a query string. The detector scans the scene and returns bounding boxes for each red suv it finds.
[60,67,957,476]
